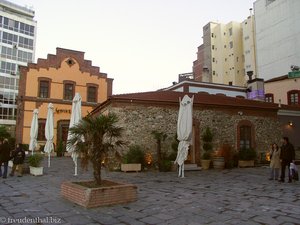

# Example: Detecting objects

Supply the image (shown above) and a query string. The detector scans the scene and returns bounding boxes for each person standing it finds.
[0,139,11,178]
[269,143,281,180]
[9,143,25,177]
[279,137,295,183]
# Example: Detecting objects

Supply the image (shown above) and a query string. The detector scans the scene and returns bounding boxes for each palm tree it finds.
[68,113,124,185]
[151,130,167,171]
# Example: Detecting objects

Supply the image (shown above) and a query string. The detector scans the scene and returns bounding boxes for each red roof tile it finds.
[91,91,285,115]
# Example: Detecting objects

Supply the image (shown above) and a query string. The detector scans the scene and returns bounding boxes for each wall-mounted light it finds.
[288,121,293,126]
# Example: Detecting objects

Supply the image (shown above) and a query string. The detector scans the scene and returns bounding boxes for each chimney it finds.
[247,71,253,81]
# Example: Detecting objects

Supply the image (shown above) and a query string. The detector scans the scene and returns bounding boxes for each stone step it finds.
[184,164,202,171]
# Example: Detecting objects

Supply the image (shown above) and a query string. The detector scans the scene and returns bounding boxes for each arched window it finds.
[287,90,300,105]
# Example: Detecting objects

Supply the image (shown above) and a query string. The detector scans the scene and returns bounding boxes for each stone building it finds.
[91,91,282,166]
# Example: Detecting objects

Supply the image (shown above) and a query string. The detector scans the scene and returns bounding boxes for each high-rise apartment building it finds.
[0,0,36,131]
[242,13,257,80]
[254,0,300,80]
[193,14,257,87]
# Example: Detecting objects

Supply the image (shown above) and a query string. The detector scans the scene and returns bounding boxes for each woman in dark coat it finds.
[0,139,11,178]
[10,143,25,177]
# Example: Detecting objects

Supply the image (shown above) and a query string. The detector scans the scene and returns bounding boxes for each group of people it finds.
[0,140,25,178]
[269,137,297,183]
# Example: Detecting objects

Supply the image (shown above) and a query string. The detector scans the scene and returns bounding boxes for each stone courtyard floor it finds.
[0,157,300,225]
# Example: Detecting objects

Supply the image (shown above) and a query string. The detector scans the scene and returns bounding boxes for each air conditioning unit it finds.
[11,71,16,75]
[13,44,18,49]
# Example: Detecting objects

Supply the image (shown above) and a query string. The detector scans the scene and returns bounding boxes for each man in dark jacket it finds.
[0,139,11,178]
[10,143,25,177]
[279,137,295,183]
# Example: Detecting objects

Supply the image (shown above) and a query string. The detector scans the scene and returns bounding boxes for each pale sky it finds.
[13,0,255,94]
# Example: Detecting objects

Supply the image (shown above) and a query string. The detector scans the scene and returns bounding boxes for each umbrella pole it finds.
[182,164,185,178]
[48,153,50,167]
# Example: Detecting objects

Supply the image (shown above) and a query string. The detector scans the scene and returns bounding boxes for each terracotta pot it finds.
[201,159,211,170]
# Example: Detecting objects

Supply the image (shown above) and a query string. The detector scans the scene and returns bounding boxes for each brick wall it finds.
[61,180,137,208]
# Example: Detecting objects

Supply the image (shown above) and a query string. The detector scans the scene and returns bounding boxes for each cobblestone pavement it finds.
[0,157,299,225]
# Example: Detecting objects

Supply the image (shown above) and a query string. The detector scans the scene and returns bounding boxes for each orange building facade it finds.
[16,48,113,149]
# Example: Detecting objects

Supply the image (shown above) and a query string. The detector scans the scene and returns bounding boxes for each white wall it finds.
[254,0,300,79]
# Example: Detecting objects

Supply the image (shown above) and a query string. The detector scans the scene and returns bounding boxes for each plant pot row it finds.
[201,157,255,169]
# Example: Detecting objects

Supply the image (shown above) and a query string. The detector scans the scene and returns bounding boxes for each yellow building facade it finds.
[16,48,113,150]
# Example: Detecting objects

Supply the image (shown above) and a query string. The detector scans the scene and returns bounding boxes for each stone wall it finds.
[103,103,282,163]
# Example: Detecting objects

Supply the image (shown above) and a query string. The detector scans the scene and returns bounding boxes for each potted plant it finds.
[28,153,44,176]
[121,145,144,172]
[201,127,213,169]
[238,147,257,167]
[62,113,137,208]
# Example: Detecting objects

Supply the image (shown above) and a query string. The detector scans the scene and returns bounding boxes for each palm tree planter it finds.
[62,113,137,207]
[61,180,137,208]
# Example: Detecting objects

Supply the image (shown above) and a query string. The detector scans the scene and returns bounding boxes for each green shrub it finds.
[238,148,257,160]
[28,154,44,167]
[201,127,213,142]
[160,159,172,172]
[202,152,211,160]
[202,127,214,160]
[123,145,145,164]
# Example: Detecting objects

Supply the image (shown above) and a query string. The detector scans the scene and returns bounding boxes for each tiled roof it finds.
[265,75,288,83]
[92,91,285,114]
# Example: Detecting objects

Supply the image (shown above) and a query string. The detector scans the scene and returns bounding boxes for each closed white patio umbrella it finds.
[29,109,39,155]
[67,93,82,176]
[44,103,54,167]
[175,95,194,178]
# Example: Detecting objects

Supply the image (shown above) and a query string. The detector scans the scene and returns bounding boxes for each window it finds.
[64,83,74,100]
[229,28,232,36]
[212,45,215,50]
[0,107,16,120]
[37,120,46,141]
[212,58,215,62]
[287,90,300,105]
[39,80,49,98]
[265,93,274,103]
[0,61,16,75]
[240,125,251,149]
[229,41,233,49]
[87,85,97,103]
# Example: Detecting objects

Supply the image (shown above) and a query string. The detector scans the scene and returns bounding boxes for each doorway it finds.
[57,120,70,146]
